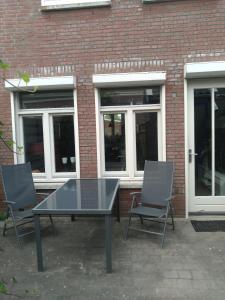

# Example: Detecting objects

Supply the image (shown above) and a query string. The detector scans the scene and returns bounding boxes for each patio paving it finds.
[1,217,225,299]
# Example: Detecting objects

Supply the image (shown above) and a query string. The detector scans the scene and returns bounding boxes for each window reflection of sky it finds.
[34,179,118,213]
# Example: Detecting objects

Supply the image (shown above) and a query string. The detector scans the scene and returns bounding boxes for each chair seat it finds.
[14,209,33,220]
[130,206,167,218]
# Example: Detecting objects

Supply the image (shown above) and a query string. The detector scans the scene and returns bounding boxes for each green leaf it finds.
[16,71,30,84]
[21,72,30,84]
[6,140,14,148]
[0,59,10,70]
[0,281,7,294]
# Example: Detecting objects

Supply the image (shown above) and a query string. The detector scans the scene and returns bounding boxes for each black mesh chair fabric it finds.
[141,161,174,206]
[125,161,175,248]
[0,162,53,243]
[1,163,37,210]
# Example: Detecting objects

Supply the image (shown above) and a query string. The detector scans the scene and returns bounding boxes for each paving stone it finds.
[162,270,178,279]
[1,218,225,299]
[178,270,192,279]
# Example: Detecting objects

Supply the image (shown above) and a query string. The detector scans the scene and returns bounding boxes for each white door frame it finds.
[185,78,225,215]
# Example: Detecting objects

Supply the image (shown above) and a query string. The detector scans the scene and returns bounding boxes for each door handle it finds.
[189,149,198,163]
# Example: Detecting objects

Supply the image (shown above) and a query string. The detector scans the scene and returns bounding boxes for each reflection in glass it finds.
[23,116,45,172]
[53,115,75,172]
[100,87,160,106]
[136,112,158,170]
[19,90,74,109]
[215,88,225,195]
[33,179,119,212]
[103,113,126,171]
[194,89,212,196]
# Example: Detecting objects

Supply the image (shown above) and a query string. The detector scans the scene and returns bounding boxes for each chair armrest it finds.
[165,195,174,202]
[130,192,142,208]
[130,192,142,196]
[5,201,16,205]
[36,192,50,204]
[5,201,16,211]
[36,192,49,196]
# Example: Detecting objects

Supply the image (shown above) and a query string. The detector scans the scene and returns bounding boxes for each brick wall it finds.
[1,0,225,216]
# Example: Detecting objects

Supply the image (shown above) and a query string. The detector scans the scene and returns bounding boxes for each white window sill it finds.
[120,179,143,189]
[5,76,75,91]
[102,177,143,189]
[34,180,69,190]
[41,0,111,11]
[34,178,143,190]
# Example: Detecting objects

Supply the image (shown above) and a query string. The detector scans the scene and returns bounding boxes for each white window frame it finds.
[184,62,225,217]
[134,108,163,177]
[41,0,111,10]
[94,73,166,187]
[100,108,128,178]
[99,104,163,178]
[49,113,77,178]
[7,76,80,186]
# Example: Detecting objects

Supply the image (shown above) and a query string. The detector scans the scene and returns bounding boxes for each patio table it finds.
[32,178,120,273]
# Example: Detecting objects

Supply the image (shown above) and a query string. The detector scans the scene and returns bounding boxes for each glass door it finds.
[188,85,225,212]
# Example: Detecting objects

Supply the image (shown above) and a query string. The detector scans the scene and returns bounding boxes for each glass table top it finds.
[33,179,119,215]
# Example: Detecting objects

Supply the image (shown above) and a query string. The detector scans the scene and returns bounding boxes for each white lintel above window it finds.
[185,61,225,79]
[41,0,111,11]
[92,72,166,88]
[5,76,76,91]
[142,0,182,3]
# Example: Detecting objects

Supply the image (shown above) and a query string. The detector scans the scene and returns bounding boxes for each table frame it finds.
[33,179,120,273]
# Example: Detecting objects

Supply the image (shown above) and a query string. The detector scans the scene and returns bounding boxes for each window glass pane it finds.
[23,116,45,173]
[100,87,160,106]
[53,115,75,173]
[103,113,126,171]
[136,112,158,170]
[19,90,74,109]
[194,89,212,196]
[215,88,225,195]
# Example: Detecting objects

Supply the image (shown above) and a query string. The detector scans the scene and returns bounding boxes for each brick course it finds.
[1,0,225,215]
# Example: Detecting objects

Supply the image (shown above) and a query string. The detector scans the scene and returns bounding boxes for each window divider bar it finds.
[212,88,215,196]
[43,113,52,180]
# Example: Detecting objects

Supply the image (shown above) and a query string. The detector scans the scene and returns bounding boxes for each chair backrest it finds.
[0,162,37,210]
[141,161,174,206]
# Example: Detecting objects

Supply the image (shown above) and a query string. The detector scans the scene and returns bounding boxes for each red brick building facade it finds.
[1,0,225,216]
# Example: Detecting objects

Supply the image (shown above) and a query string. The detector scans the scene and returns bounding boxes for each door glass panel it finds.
[215,88,225,195]
[23,116,45,173]
[194,89,212,196]
[136,112,158,170]
[103,113,126,171]
[53,115,75,172]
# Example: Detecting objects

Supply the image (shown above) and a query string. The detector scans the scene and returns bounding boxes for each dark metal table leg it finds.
[105,214,112,273]
[116,189,120,223]
[34,215,43,272]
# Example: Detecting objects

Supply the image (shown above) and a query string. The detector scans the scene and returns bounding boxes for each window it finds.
[15,90,78,181]
[41,0,111,10]
[98,87,164,179]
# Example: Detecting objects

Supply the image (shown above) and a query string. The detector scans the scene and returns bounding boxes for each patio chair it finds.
[125,161,175,248]
[0,162,54,244]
